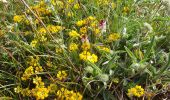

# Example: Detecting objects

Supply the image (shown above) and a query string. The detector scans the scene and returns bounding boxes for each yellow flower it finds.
[67,11,74,17]
[56,88,65,99]
[35,66,43,73]
[123,7,130,13]
[108,33,120,42]
[32,87,49,100]
[68,30,80,38]
[94,28,100,35]
[13,15,24,23]
[134,85,145,97]
[51,0,64,9]
[47,25,56,33]
[56,47,63,53]
[79,51,98,63]
[56,88,83,100]
[112,78,119,84]
[14,86,22,93]
[68,0,74,3]
[80,27,87,34]
[25,19,30,25]
[21,66,34,81]
[81,42,90,51]
[28,56,40,67]
[39,35,47,42]
[74,3,80,9]
[57,70,68,80]
[90,21,98,28]
[87,54,98,63]
[33,76,42,86]
[127,85,144,98]
[46,61,53,67]
[79,51,91,61]
[39,27,46,34]
[47,25,64,33]
[30,40,38,47]
[69,43,78,51]
[86,16,96,21]
[76,20,86,27]
[127,87,137,97]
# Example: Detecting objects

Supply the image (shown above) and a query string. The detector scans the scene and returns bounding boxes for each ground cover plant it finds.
[0,0,170,100]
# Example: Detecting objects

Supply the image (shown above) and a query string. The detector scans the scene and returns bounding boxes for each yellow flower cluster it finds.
[86,16,96,21]
[79,51,98,63]
[17,76,50,100]
[28,1,51,15]
[51,0,64,9]
[32,87,49,100]
[127,85,145,98]
[74,3,80,9]
[76,20,86,27]
[13,15,24,23]
[56,88,83,100]
[76,16,101,37]
[52,0,81,17]
[47,25,64,33]
[108,33,121,42]
[38,26,64,42]
[33,76,44,87]
[80,27,87,34]
[69,30,80,38]
[38,27,46,34]
[57,70,68,80]
[21,66,34,81]
[30,27,49,47]
[21,56,43,81]
[31,76,49,100]
[30,40,38,47]
[27,56,40,67]
[76,16,96,27]
[69,43,78,51]
[37,25,63,43]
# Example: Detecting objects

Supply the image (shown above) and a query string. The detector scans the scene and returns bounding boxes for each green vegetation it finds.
[0,0,170,99]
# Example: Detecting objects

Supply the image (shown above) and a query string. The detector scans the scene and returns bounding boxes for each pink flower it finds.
[81,34,89,43]
[99,20,106,33]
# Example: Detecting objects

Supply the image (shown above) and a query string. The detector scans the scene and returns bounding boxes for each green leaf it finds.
[87,61,102,75]
[141,36,155,63]
[154,53,170,80]
[124,46,137,62]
